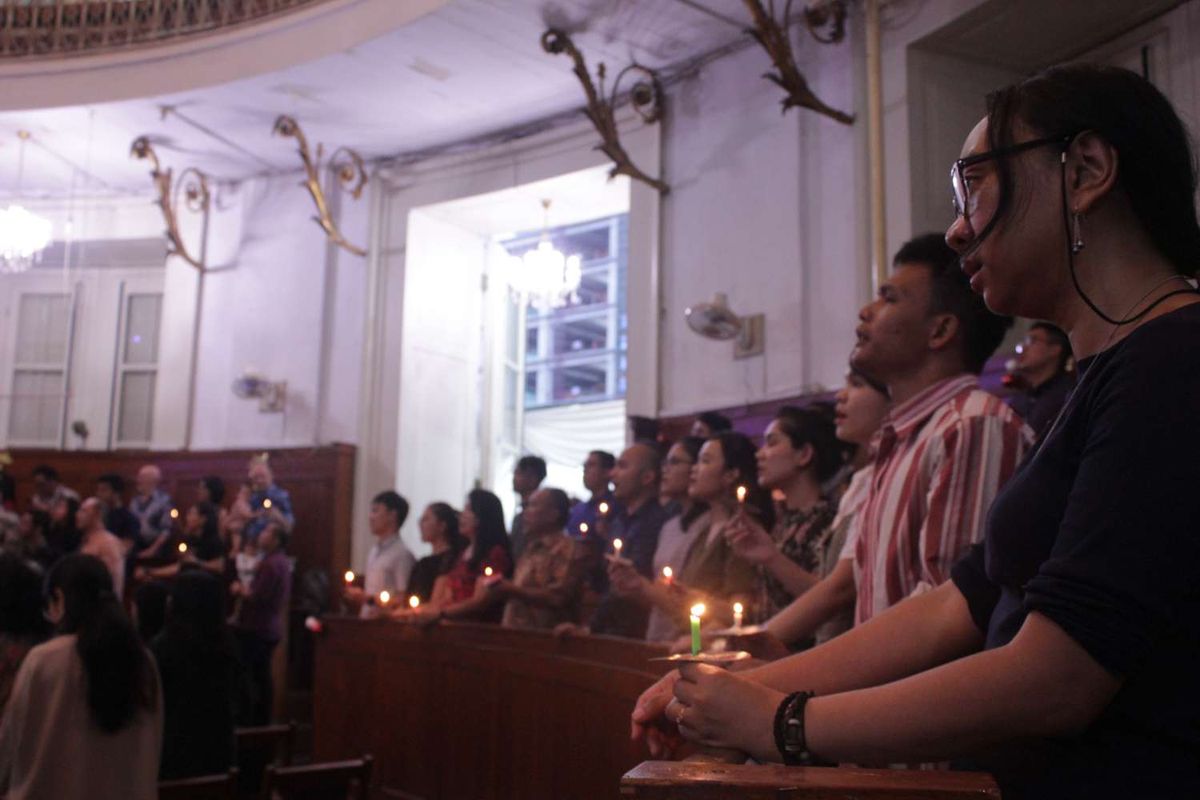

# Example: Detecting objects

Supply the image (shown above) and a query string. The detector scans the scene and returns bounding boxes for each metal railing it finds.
[0,0,329,59]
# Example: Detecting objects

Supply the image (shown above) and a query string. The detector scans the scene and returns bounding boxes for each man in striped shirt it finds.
[765,234,1031,643]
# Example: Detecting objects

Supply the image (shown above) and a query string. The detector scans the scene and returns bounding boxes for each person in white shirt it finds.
[343,490,415,617]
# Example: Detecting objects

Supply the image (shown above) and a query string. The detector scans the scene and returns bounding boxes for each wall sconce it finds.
[541,29,669,194]
[273,115,368,257]
[685,293,765,359]
[232,370,287,413]
[130,136,212,271]
[743,0,854,124]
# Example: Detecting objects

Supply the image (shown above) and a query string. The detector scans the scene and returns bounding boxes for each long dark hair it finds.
[428,502,467,571]
[673,435,708,530]
[200,475,226,506]
[466,489,511,574]
[191,501,221,548]
[709,431,776,530]
[0,553,49,642]
[983,63,1200,278]
[772,404,851,484]
[46,554,157,733]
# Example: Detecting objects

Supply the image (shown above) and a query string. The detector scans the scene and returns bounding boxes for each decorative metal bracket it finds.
[130,136,211,271]
[272,115,368,257]
[541,29,669,195]
[743,0,855,124]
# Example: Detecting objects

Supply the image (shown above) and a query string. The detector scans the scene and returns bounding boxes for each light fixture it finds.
[231,369,288,413]
[509,199,582,311]
[685,293,765,359]
[0,131,53,275]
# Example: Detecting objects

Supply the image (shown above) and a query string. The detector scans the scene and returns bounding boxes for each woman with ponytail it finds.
[0,554,161,799]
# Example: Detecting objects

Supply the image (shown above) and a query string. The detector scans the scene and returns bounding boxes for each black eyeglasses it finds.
[950,134,1075,219]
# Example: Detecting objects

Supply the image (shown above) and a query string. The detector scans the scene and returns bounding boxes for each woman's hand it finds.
[631,669,685,758]
[670,662,784,761]
[725,512,778,566]
[608,560,647,599]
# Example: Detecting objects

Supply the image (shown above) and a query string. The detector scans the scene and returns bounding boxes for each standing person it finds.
[95,474,140,555]
[243,458,294,545]
[0,554,49,717]
[633,64,1200,800]
[77,498,126,601]
[0,554,161,800]
[689,412,732,439]
[508,455,546,561]
[420,489,512,624]
[152,571,241,780]
[45,496,82,562]
[342,491,414,616]
[231,521,291,725]
[566,450,616,540]
[495,489,583,631]
[1006,321,1075,438]
[756,233,1031,649]
[725,406,848,634]
[405,503,466,604]
[129,464,173,559]
[136,502,225,582]
[28,465,79,515]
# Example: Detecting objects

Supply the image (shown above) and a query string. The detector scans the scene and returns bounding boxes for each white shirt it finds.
[363,533,415,600]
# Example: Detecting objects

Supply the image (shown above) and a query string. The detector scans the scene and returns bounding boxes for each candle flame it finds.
[408,595,420,609]
[579,522,589,535]
[483,566,494,577]
[690,602,706,618]
[662,566,673,579]
[170,508,179,519]
[379,590,391,605]
[178,542,188,554]
[736,485,747,503]
[598,502,610,515]
[612,538,623,552]
[343,570,355,584]
[733,602,744,614]
[263,499,273,509]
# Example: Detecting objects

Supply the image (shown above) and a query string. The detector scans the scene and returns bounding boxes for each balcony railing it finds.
[0,0,329,59]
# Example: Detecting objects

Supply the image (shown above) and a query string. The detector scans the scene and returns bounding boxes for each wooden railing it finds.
[0,0,333,59]
[313,618,1000,800]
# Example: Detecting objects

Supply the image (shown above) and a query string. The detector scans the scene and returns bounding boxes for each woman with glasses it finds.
[630,63,1200,799]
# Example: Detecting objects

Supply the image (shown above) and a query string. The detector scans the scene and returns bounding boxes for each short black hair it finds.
[588,450,616,471]
[200,476,226,505]
[696,412,732,433]
[894,233,1013,374]
[96,474,125,495]
[372,490,410,529]
[1030,321,1073,371]
[630,439,664,483]
[515,455,547,483]
[542,488,571,529]
[773,404,850,483]
[33,465,59,482]
[267,521,291,552]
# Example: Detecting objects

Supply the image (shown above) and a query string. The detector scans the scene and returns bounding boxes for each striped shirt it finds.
[848,374,1032,624]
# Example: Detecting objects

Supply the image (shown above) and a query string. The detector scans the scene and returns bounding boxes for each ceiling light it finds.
[0,132,52,275]
[509,199,582,311]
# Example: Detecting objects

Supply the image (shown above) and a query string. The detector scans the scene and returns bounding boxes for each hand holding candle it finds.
[736,485,747,505]
[612,537,623,559]
[689,603,706,656]
[661,565,673,585]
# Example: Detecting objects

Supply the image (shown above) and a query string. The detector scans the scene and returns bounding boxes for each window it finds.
[114,292,162,446]
[7,293,72,445]
[502,214,628,409]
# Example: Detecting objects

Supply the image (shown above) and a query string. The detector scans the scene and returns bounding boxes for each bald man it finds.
[129,464,174,558]
[77,497,126,600]
[586,441,670,639]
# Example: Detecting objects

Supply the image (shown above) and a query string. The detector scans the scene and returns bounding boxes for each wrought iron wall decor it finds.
[272,115,368,257]
[541,29,668,195]
[743,0,854,124]
[130,136,211,271]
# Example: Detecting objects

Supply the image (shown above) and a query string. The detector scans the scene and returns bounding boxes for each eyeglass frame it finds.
[950,134,1077,222]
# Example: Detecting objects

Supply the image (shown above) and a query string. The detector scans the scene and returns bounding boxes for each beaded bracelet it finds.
[773,691,817,766]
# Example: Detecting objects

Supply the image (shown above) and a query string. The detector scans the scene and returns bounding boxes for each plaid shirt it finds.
[847,374,1032,624]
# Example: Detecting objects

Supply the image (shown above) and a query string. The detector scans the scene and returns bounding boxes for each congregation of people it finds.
[0,62,1197,800]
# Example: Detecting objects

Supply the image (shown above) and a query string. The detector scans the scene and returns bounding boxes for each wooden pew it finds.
[620,761,1001,799]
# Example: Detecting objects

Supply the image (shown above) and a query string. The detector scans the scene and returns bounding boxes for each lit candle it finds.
[733,601,744,630]
[408,595,420,609]
[170,508,180,520]
[263,498,273,510]
[661,565,673,585]
[598,501,610,517]
[579,522,589,535]
[612,538,623,558]
[378,590,391,607]
[344,570,355,584]
[177,542,188,554]
[483,566,494,578]
[736,485,747,504]
[689,602,705,656]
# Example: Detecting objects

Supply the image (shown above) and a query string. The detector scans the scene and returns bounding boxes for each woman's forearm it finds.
[762,552,820,596]
[750,580,982,695]
[764,559,856,646]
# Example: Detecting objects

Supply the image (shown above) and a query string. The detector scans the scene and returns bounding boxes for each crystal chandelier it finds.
[0,131,52,275]
[509,199,581,311]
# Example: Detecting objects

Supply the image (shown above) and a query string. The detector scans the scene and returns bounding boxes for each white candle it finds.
[733,601,744,629]
[736,485,747,504]
[612,538,623,558]
[661,565,673,585]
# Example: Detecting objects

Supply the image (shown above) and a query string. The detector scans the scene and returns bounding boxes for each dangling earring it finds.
[1071,211,1085,255]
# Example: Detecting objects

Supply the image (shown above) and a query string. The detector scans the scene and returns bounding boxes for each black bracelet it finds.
[773,691,817,766]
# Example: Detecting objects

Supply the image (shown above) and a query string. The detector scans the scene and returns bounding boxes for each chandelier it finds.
[509,199,582,311]
[0,131,52,275]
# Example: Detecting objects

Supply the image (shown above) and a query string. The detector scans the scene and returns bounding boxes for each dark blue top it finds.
[952,302,1200,799]
[588,498,670,638]
[243,485,294,542]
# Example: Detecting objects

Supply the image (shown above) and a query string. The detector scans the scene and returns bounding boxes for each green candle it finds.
[689,603,705,656]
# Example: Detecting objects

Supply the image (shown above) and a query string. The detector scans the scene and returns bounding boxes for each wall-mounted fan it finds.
[684,293,765,359]
[232,370,287,413]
